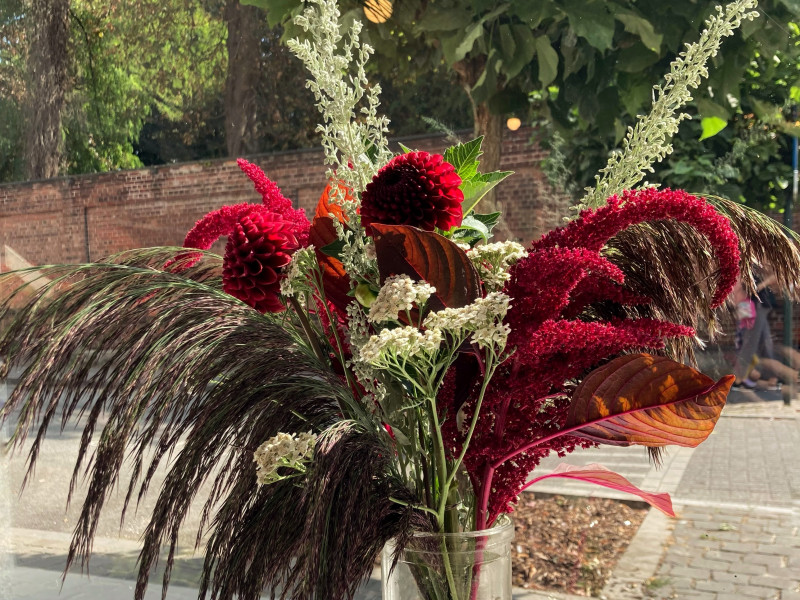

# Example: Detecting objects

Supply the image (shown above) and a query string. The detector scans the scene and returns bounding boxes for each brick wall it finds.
[0,127,569,269]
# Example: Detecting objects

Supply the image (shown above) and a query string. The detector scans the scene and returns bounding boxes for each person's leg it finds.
[758,306,775,360]
[734,305,768,382]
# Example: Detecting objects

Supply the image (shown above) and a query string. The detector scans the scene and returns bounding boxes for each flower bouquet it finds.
[2,1,800,600]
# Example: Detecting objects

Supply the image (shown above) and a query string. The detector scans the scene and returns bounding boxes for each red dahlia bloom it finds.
[360,151,464,233]
[222,207,299,313]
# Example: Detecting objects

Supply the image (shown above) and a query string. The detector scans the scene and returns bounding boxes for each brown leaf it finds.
[371,224,481,311]
[566,353,733,448]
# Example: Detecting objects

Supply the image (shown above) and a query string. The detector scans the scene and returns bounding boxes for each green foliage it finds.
[0,0,25,181]
[543,0,800,213]
[62,0,227,174]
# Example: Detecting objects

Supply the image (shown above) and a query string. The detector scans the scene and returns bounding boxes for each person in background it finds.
[733,266,778,389]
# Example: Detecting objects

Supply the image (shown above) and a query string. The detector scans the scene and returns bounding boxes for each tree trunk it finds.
[453,57,512,239]
[224,0,260,157]
[24,0,69,180]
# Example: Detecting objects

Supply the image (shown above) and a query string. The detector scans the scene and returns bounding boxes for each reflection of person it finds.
[733,268,777,389]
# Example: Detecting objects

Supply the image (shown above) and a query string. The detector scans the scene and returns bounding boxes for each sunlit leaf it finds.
[371,224,481,310]
[566,353,733,447]
[699,116,728,141]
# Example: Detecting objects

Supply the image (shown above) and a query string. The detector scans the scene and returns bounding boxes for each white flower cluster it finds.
[345,302,387,404]
[280,246,318,297]
[368,275,436,323]
[359,326,443,365]
[287,0,391,195]
[581,0,759,209]
[467,242,528,292]
[253,431,317,486]
[424,292,512,351]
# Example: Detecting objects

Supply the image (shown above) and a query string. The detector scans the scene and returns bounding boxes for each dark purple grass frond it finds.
[0,248,413,600]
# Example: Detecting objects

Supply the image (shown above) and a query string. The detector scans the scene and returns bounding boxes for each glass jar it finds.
[381,516,513,600]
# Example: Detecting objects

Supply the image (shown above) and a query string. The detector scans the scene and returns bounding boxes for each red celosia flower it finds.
[360,151,464,233]
[222,206,299,313]
[237,159,310,245]
[438,188,741,527]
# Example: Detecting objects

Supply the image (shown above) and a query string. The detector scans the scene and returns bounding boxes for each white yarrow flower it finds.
[368,275,436,323]
[253,431,317,486]
[467,242,528,292]
[359,326,443,364]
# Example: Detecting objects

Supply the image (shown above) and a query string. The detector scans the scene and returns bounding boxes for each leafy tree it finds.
[251,0,800,216]
[544,3,800,212]
[0,0,25,181]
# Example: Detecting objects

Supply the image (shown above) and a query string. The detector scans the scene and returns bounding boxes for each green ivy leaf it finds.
[699,117,728,141]
[535,35,559,86]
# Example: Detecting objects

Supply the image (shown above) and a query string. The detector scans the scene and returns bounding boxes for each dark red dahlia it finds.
[360,151,464,233]
[222,208,299,313]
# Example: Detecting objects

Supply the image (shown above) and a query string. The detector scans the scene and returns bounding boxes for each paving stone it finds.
[668,566,709,579]
[736,584,784,598]
[695,579,736,593]
[692,558,732,571]
[721,541,759,553]
[729,562,768,576]
[742,554,784,568]
[755,543,797,555]
[748,575,800,590]
[711,570,748,584]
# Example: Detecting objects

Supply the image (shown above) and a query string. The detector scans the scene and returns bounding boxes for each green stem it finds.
[444,353,496,492]
[389,496,440,519]
[289,296,326,363]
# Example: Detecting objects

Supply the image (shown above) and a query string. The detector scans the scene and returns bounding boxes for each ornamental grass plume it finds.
[3,1,800,600]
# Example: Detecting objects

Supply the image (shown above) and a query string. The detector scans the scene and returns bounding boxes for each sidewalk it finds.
[602,394,800,600]
[3,386,799,600]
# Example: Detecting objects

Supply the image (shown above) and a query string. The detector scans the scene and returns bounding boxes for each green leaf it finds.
[535,35,559,86]
[696,98,731,121]
[413,7,473,32]
[444,137,483,181]
[615,11,663,52]
[320,239,346,260]
[498,24,516,62]
[240,0,297,27]
[699,116,728,141]
[461,170,513,214]
[563,0,615,51]
[503,24,536,79]
[470,211,502,230]
[459,215,490,237]
[451,21,485,63]
[397,142,414,154]
[471,48,500,104]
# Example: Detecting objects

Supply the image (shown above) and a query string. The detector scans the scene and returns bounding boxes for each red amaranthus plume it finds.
[441,188,741,526]
[237,158,310,245]
[360,151,464,233]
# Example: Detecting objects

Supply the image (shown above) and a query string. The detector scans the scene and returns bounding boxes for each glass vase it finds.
[381,516,513,600]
